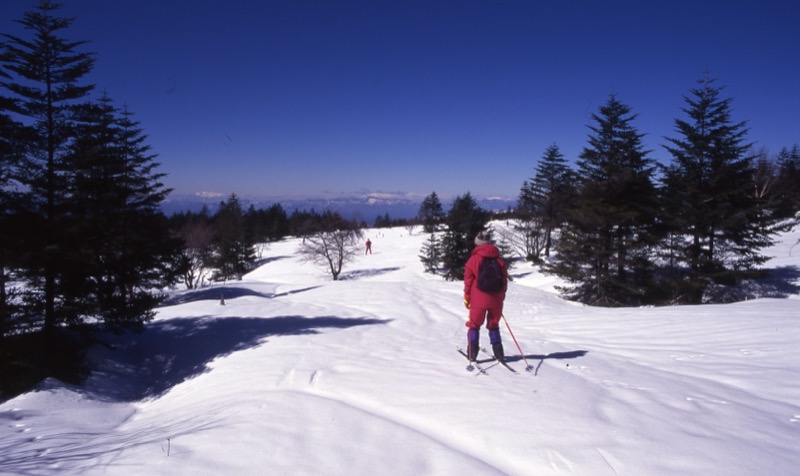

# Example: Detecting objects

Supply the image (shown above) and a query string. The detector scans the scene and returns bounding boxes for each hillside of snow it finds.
[1,225,799,475]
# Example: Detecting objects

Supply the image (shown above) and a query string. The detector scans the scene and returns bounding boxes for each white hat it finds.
[474,231,491,245]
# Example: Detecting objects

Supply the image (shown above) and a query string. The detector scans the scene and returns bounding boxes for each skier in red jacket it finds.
[463,230,508,361]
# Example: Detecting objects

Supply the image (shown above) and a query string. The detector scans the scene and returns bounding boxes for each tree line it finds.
[170,195,371,287]
[0,2,180,343]
[2,2,798,396]
[0,3,365,395]
[419,85,799,307]
[0,2,184,393]
[0,3,378,345]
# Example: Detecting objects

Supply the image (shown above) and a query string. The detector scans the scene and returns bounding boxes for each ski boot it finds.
[467,328,480,361]
[489,328,505,361]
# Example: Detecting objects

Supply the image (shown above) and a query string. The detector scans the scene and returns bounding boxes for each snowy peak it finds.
[161,191,517,220]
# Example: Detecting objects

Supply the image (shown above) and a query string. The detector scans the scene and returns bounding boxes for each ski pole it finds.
[501,314,534,372]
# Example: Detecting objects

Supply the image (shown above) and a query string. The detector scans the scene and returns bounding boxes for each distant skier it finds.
[463,230,508,361]
[365,238,372,254]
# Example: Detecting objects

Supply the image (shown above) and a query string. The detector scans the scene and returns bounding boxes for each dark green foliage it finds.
[170,207,215,289]
[419,232,442,273]
[212,194,256,281]
[547,94,659,306]
[169,202,293,288]
[417,191,445,233]
[1,327,89,400]
[662,76,775,303]
[61,95,182,331]
[373,212,410,228]
[289,208,326,236]
[747,150,796,237]
[0,1,182,399]
[439,228,469,281]
[518,143,575,259]
[245,203,290,243]
[772,145,800,218]
[416,193,448,274]
[1,0,96,337]
[440,193,489,281]
[0,79,25,338]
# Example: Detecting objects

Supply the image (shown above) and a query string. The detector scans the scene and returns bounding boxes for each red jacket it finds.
[463,243,507,309]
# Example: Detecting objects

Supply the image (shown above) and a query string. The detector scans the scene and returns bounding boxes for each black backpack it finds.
[476,256,504,293]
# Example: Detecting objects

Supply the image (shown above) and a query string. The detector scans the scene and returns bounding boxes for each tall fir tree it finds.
[548,94,659,306]
[418,232,441,274]
[417,191,445,233]
[0,79,25,336]
[518,143,574,258]
[244,202,290,244]
[66,95,181,330]
[0,1,95,338]
[439,193,488,281]
[662,75,774,303]
[213,194,256,281]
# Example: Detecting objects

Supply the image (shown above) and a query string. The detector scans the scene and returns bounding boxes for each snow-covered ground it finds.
[1,224,799,475]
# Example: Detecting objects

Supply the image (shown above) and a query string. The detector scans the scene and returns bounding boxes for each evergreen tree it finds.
[773,145,800,218]
[373,212,392,228]
[662,75,774,303]
[518,143,574,259]
[289,208,321,236]
[417,191,445,233]
[0,1,95,338]
[0,82,25,336]
[213,194,255,281]
[750,149,784,231]
[439,228,468,281]
[264,203,290,241]
[243,203,289,244]
[64,94,181,331]
[440,193,488,281]
[419,232,441,274]
[548,94,659,306]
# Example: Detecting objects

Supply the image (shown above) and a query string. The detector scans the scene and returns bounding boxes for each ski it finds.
[456,348,492,375]
[481,348,518,374]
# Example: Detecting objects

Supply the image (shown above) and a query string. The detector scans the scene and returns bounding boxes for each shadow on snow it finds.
[340,267,401,280]
[88,315,390,402]
[758,265,800,297]
[162,286,272,305]
[252,255,292,267]
[504,350,589,376]
[162,284,322,306]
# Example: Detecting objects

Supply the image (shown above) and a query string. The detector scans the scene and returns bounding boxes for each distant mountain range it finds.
[160,191,517,222]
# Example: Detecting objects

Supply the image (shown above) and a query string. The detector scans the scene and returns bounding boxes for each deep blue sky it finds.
[3,1,798,200]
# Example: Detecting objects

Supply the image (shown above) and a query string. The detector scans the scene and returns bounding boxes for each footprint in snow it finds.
[309,370,321,386]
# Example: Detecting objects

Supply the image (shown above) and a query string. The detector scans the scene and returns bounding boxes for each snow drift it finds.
[1,225,798,475]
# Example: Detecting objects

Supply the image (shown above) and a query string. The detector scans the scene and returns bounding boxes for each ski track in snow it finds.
[274,389,506,475]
